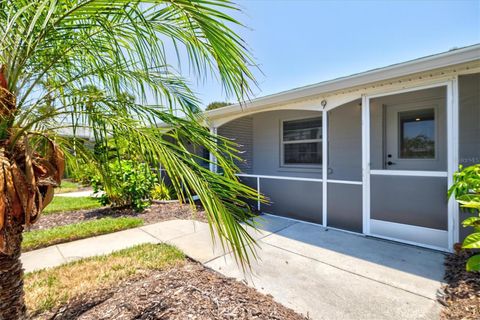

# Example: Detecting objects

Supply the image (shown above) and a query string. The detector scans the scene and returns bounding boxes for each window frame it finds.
[280,115,323,168]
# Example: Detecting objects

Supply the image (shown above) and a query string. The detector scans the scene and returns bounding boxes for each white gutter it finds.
[206,44,480,120]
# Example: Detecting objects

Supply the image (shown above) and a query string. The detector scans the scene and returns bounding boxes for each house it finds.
[204,44,480,253]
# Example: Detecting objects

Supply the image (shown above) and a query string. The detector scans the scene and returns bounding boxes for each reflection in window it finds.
[399,109,435,159]
[282,117,322,165]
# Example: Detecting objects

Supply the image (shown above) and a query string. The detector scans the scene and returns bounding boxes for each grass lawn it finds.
[25,243,185,315]
[43,196,102,215]
[23,217,144,251]
[55,180,82,194]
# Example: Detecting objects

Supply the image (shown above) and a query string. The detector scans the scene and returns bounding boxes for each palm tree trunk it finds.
[0,221,26,319]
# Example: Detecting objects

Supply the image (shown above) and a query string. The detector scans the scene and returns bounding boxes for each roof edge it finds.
[205,43,480,120]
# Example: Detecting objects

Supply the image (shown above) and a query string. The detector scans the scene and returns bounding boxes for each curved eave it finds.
[205,44,480,122]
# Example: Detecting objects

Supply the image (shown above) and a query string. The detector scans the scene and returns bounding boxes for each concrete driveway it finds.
[206,214,445,320]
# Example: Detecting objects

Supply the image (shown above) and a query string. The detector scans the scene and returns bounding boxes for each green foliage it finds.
[151,182,175,201]
[2,0,261,267]
[43,197,102,215]
[92,160,158,211]
[205,101,231,111]
[449,164,480,271]
[23,217,144,251]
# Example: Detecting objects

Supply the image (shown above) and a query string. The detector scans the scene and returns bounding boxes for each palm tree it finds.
[0,1,260,318]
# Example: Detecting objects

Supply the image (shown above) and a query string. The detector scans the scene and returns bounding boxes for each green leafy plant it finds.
[151,182,175,201]
[449,164,480,271]
[92,160,158,211]
[0,0,260,317]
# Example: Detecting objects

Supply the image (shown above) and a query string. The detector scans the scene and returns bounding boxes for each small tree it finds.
[449,164,480,271]
[206,101,231,111]
[0,1,260,317]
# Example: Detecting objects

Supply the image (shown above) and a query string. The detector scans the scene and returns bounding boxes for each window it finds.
[282,117,322,165]
[398,108,435,159]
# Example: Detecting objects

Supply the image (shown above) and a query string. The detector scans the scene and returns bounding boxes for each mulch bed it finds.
[33,260,307,320]
[30,203,207,231]
[440,250,480,319]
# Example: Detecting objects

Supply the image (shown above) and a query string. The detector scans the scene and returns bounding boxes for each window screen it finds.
[282,117,322,165]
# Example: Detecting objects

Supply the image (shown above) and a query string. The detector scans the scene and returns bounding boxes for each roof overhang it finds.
[205,44,480,123]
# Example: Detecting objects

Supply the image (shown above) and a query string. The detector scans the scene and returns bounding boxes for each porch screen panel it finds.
[327,100,362,181]
[260,179,322,224]
[458,73,480,240]
[218,116,253,173]
[371,175,448,230]
[238,176,258,210]
[327,183,362,232]
[326,100,362,232]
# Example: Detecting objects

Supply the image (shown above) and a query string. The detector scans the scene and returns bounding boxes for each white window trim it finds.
[280,115,323,168]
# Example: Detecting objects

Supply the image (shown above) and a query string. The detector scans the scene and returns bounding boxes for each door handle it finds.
[387,161,396,166]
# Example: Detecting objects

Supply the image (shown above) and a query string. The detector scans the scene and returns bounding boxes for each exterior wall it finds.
[218,116,254,173]
[211,62,480,252]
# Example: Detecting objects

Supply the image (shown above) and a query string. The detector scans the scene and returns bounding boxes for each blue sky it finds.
[185,0,480,109]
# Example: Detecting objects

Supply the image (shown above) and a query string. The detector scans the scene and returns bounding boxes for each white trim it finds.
[366,81,451,99]
[322,111,328,227]
[448,79,459,249]
[280,115,323,167]
[206,45,480,121]
[256,176,261,211]
[326,179,363,185]
[362,95,371,235]
[452,76,460,245]
[209,127,218,173]
[235,173,322,183]
[370,170,448,177]
[369,219,449,252]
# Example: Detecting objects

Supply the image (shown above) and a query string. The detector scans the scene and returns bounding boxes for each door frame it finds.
[362,80,458,252]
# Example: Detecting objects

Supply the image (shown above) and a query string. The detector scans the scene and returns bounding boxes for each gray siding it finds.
[218,117,253,173]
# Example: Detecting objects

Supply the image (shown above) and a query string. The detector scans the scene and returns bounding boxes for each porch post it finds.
[361,94,371,235]
[209,126,218,173]
[322,110,328,227]
[447,78,460,250]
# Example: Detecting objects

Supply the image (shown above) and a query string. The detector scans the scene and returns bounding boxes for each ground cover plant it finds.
[0,1,261,317]
[43,197,102,215]
[22,217,143,251]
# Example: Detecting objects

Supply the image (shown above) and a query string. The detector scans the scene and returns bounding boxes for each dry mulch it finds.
[34,260,307,320]
[440,251,480,319]
[30,203,207,231]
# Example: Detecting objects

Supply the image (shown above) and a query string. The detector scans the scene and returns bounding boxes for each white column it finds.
[209,126,218,173]
[322,110,328,228]
[361,95,371,235]
[447,78,459,251]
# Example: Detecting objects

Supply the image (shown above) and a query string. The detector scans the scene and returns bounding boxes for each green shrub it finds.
[151,182,175,200]
[92,160,158,211]
[449,164,480,271]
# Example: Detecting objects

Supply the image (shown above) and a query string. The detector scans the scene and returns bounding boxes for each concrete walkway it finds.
[21,215,446,320]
